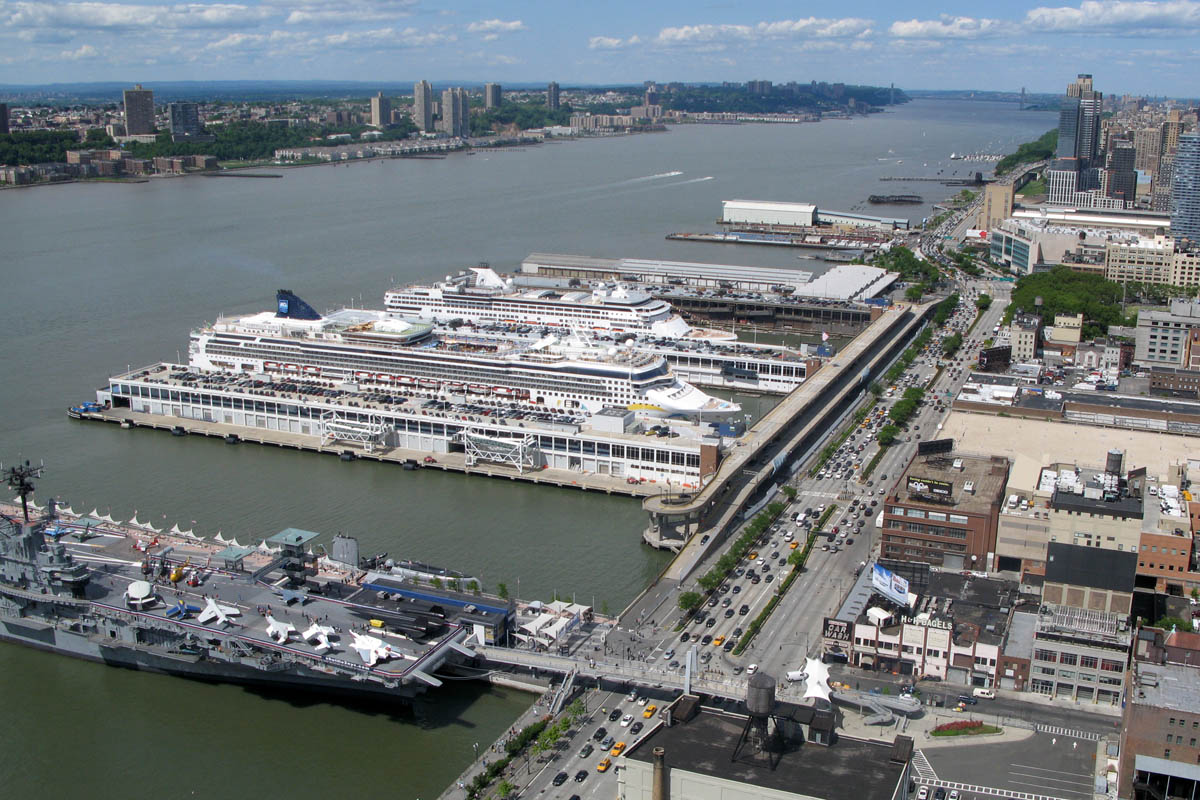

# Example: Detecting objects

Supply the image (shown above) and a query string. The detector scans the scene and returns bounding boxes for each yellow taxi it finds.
[748,552,758,560]
[789,541,799,549]
[712,635,726,647]
[643,704,658,718]
[610,742,626,757]
[597,757,612,772]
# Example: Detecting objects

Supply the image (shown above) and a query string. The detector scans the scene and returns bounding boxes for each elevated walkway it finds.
[642,302,935,565]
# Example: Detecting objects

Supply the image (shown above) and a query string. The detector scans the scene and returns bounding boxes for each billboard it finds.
[917,438,954,456]
[977,345,1012,372]
[907,476,953,497]
[872,563,911,607]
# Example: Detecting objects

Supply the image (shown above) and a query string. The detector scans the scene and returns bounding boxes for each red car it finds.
[832,526,840,535]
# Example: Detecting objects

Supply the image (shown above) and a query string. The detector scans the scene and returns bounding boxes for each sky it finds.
[0,0,1198,95]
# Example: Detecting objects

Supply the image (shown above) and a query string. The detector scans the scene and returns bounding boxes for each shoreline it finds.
[0,111,892,192]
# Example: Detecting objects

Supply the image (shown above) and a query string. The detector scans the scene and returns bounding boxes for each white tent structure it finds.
[802,657,832,703]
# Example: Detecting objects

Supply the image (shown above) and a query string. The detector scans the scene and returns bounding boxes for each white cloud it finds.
[2,1,271,30]
[60,43,98,59]
[889,16,1011,39]
[1025,0,1200,33]
[588,34,641,49]
[466,18,525,35]
[272,0,416,24]
[655,17,873,46]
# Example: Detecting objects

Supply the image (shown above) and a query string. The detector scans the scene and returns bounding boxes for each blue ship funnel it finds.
[275,289,321,321]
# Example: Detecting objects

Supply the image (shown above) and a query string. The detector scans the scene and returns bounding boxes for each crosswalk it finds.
[1035,725,1103,742]
[912,777,1079,800]
[912,749,938,781]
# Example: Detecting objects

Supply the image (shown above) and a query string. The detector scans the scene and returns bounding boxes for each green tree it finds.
[904,285,924,301]
[431,577,443,589]
[869,381,884,396]
[496,581,509,599]
[496,779,517,798]
[976,294,992,310]
[877,424,899,446]
[678,591,703,612]
[995,129,1059,175]
[1154,616,1193,632]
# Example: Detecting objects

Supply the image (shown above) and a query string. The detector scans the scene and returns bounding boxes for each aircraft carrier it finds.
[0,463,500,702]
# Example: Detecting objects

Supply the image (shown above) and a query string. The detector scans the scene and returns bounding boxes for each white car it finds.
[621,714,634,727]
[637,696,648,706]
[746,663,759,675]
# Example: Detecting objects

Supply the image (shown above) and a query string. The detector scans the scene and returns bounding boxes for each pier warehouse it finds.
[96,364,719,488]
[721,199,910,233]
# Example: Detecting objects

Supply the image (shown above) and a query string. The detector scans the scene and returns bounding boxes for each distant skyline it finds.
[1,1,1199,95]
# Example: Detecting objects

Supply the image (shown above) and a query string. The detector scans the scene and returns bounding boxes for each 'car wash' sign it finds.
[823,617,852,642]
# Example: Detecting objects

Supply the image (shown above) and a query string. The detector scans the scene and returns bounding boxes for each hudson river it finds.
[0,98,1053,798]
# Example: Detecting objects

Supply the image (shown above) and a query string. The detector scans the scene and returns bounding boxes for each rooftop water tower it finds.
[733,671,785,767]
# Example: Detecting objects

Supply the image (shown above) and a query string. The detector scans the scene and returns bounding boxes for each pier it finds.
[74,408,662,497]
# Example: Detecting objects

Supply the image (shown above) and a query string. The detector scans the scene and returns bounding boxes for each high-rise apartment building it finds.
[0,102,8,134]
[1107,139,1138,203]
[546,82,560,111]
[122,84,155,136]
[167,102,201,139]
[413,80,433,133]
[980,182,1014,231]
[440,87,469,138]
[644,84,659,106]
[1056,75,1102,174]
[1134,127,1161,175]
[1171,134,1200,246]
[484,83,501,109]
[370,92,391,128]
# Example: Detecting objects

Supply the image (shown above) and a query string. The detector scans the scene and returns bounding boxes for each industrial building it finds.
[619,693,912,800]
[1029,542,1135,704]
[880,451,1010,570]
[1120,627,1200,799]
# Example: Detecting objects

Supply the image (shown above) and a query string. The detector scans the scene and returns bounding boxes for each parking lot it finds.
[921,732,1098,800]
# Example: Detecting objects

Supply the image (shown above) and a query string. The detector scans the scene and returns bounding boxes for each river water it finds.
[0,99,1053,798]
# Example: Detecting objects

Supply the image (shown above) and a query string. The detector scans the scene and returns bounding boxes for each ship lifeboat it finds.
[377,374,395,383]
[445,382,465,391]
[468,384,489,394]
[355,371,373,381]
[418,378,440,388]
[283,363,300,372]
[395,376,415,386]
[303,366,320,374]
[493,386,513,396]
[264,361,279,370]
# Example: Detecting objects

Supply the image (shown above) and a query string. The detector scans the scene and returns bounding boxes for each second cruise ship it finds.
[383,266,737,341]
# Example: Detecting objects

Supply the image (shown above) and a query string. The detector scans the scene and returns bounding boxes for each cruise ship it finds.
[188,290,740,419]
[383,266,737,341]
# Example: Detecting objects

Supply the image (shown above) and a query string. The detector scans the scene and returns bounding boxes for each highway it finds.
[600,273,1014,689]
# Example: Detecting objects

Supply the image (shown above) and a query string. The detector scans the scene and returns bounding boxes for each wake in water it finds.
[662,176,714,187]
[620,170,684,184]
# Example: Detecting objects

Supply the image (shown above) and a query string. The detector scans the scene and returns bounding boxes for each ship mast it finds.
[4,460,43,522]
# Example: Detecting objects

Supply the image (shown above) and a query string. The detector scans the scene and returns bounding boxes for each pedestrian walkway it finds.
[1035,725,1102,742]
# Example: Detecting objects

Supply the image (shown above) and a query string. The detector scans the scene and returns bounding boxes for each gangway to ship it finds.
[319,410,389,450]
[462,429,539,473]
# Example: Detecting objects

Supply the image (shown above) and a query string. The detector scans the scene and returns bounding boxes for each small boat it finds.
[171,426,187,437]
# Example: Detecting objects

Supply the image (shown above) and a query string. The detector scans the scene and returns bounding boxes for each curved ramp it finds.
[830,689,923,726]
